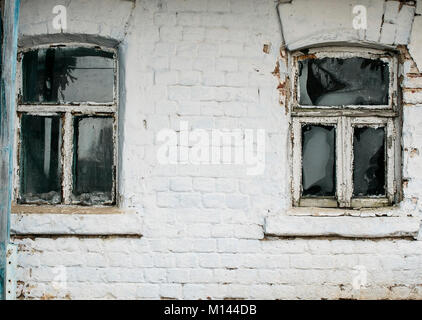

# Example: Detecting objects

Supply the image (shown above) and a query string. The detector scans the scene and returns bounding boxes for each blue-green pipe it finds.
[0,0,20,300]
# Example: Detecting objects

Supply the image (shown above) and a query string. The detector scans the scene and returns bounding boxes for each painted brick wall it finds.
[12,0,422,299]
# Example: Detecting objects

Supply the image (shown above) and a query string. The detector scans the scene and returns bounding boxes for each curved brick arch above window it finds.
[19,0,134,44]
[18,33,121,50]
[277,0,416,51]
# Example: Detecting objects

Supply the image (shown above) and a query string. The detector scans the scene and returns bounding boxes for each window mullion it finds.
[386,118,395,203]
[62,112,73,204]
[341,116,353,207]
[292,119,302,206]
[336,116,344,206]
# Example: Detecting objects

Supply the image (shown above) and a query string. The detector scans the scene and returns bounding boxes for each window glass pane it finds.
[302,125,336,197]
[22,47,114,104]
[72,116,114,205]
[298,57,389,106]
[19,115,62,204]
[353,127,385,197]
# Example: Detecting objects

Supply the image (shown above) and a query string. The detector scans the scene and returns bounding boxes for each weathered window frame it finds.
[13,43,119,207]
[290,47,401,209]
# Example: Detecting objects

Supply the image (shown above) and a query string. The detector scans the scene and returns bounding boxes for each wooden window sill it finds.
[11,204,128,215]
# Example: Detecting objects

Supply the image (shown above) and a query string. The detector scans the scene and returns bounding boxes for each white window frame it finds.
[290,47,401,209]
[13,43,119,207]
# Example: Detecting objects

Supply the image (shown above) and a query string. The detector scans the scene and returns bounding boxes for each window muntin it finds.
[15,45,118,206]
[291,48,400,209]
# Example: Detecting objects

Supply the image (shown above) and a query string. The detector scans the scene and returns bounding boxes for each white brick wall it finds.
[14,237,422,299]
[12,0,422,299]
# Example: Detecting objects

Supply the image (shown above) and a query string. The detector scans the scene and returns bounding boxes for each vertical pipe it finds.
[0,0,20,300]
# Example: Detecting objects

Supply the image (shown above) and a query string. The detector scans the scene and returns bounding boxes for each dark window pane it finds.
[299,57,389,106]
[19,115,62,204]
[353,127,385,197]
[302,125,336,197]
[72,116,114,205]
[22,47,114,103]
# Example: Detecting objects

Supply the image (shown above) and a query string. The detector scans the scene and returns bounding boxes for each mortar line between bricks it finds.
[11,234,143,240]
[262,235,416,241]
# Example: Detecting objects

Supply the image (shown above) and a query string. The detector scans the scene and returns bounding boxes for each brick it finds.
[144,268,167,283]
[225,194,249,209]
[179,193,202,208]
[234,224,263,239]
[179,71,202,86]
[177,13,201,26]
[156,192,180,208]
[201,102,224,116]
[193,239,217,252]
[159,284,183,299]
[202,193,226,208]
[182,284,206,299]
[168,85,191,101]
[202,71,225,86]
[198,253,221,268]
[170,56,193,70]
[175,254,199,268]
[225,72,249,87]
[220,43,244,57]
[155,71,179,85]
[183,27,206,41]
[207,0,231,13]
[190,268,213,282]
[159,26,183,41]
[136,284,160,298]
[211,224,234,238]
[154,12,177,26]
[216,58,238,72]
[170,177,192,192]
[167,269,190,283]
[192,177,215,192]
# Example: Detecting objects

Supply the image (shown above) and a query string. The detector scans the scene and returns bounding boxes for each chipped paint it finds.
[13,44,119,206]
[0,0,20,300]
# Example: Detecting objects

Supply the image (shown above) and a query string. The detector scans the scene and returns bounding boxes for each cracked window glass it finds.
[298,57,389,106]
[302,125,336,197]
[72,116,114,205]
[19,115,62,204]
[353,127,385,197]
[22,47,114,103]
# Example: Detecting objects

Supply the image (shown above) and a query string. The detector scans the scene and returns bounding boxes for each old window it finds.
[15,45,118,206]
[291,48,401,208]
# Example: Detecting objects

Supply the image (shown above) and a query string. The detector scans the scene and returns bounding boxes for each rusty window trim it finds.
[290,47,401,209]
[13,43,119,208]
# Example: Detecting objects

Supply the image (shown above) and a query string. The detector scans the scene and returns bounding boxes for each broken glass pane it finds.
[22,47,114,103]
[298,57,389,106]
[19,115,62,204]
[302,125,336,197]
[72,116,114,205]
[353,127,385,197]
